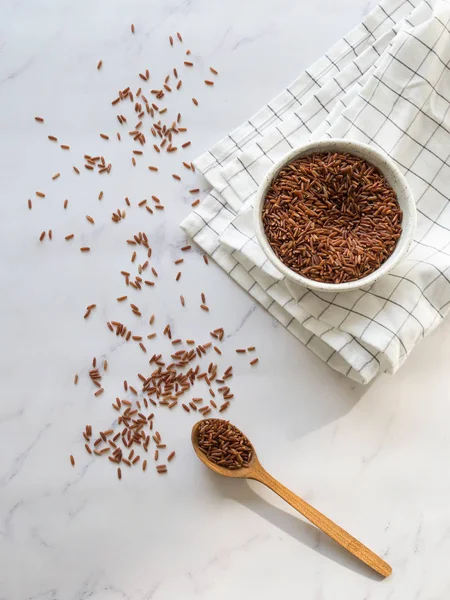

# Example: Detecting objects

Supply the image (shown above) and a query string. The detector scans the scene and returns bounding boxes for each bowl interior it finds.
[254,139,416,292]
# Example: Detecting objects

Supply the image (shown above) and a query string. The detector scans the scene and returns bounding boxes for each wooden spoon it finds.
[191,420,392,578]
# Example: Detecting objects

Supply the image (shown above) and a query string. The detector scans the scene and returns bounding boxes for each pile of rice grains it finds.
[262,152,403,284]
[30,28,259,479]
[196,419,253,469]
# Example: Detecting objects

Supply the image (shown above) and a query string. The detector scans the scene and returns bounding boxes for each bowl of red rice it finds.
[253,139,416,292]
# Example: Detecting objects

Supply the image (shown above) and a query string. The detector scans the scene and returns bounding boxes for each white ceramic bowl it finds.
[253,139,416,293]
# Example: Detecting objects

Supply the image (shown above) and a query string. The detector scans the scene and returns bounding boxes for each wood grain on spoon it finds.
[191,420,392,578]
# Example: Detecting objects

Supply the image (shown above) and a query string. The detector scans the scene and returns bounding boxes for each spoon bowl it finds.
[191,420,260,478]
[191,419,392,578]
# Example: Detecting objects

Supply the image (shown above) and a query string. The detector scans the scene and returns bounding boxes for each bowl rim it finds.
[253,138,417,293]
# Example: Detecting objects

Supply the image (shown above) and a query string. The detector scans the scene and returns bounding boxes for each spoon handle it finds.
[251,465,392,577]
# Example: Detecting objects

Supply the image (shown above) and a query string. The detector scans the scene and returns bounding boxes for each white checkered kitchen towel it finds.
[181,0,450,384]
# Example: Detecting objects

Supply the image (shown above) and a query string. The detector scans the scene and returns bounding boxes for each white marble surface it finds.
[2,0,450,598]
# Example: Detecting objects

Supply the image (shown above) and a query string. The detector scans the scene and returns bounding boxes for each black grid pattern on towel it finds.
[181,0,450,383]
